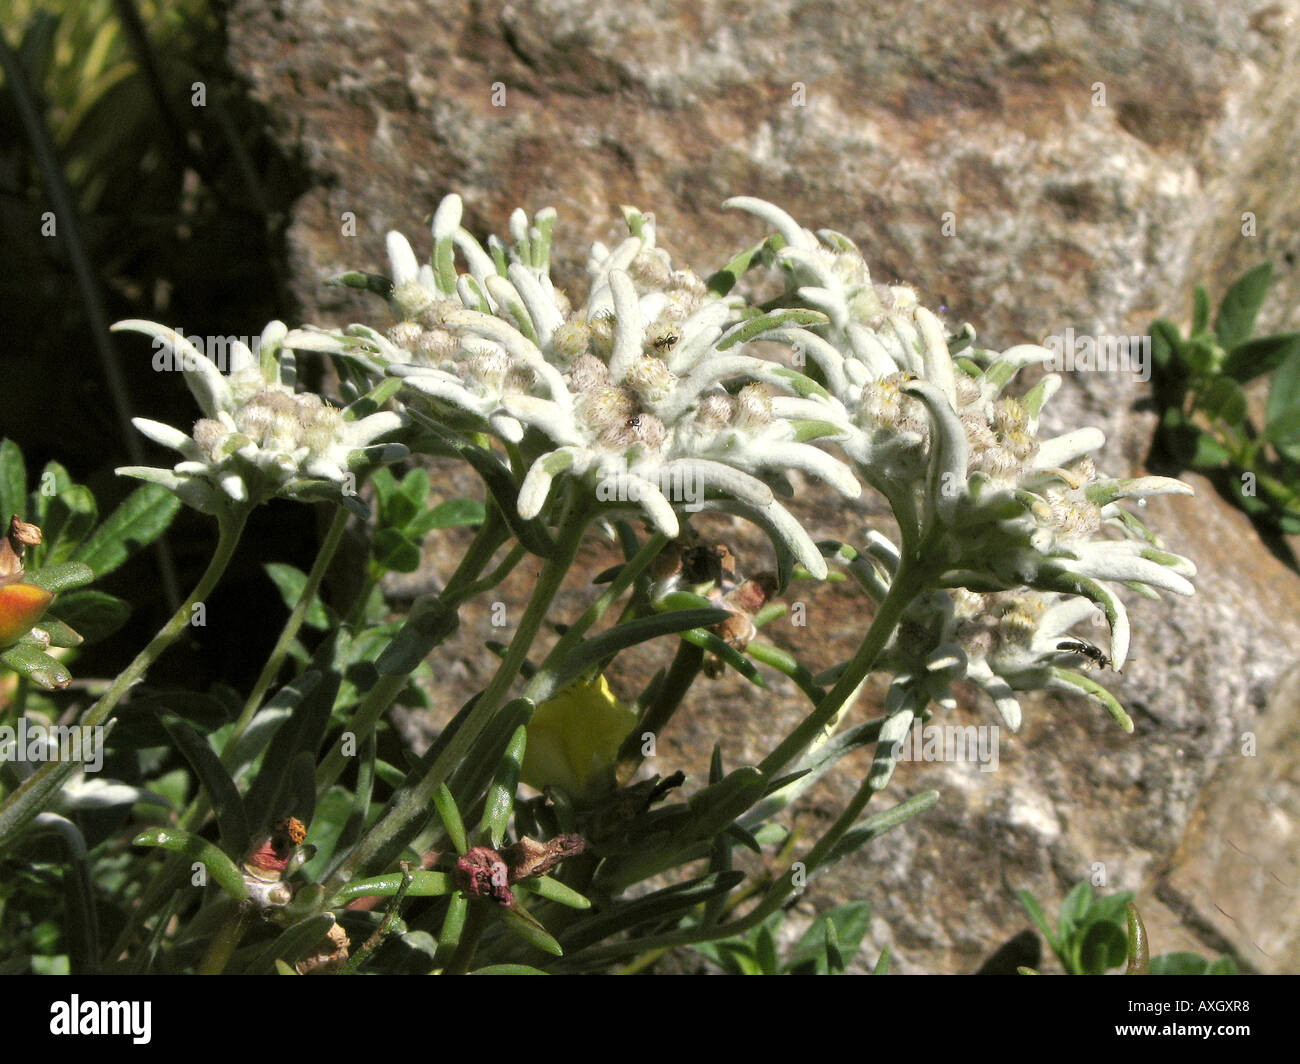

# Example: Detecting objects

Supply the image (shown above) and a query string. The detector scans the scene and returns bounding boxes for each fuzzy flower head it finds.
[308,196,862,579]
[113,320,407,517]
[731,198,1195,674]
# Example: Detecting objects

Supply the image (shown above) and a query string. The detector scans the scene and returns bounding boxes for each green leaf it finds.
[480,725,527,848]
[1125,902,1150,975]
[471,964,548,975]
[1058,882,1094,945]
[40,484,98,565]
[239,914,339,975]
[0,439,28,523]
[47,590,130,643]
[1078,917,1129,974]
[376,596,460,676]
[1214,262,1272,351]
[328,871,455,905]
[0,643,72,690]
[513,875,592,910]
[528,607,731,702]
[560,872,745,954]
[132,828,248,900]
[827,789,940,862]
[1181,337,1220,375]
[263,563,331,629]
[1018,890,1054,945]
[1187,431,1231,469]
[72,484,180,578]
[1222,332,1300,383]
[1149,319,1183,372]
[159,715,251,856]
[787,902,873,975]
[1149,952,1213,975]
[243,670,337,835]
[679,627,767,687]
[705,237,775,298]
[499,905,563,957]
[372,528,422,573]
[23,562,94,593]
[406,497,486,536]
[328,270,394,299]
[755,923,779,974]
[717,308,828,349]
[1198,377,1248,425]
[1191,284,1210,336]
[432,783,468,855]
[1265,349,1300,463]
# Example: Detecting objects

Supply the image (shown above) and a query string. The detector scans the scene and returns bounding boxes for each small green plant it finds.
[1150,262,1300,559]
[1017,882,1238,975]
[690,900,886,975]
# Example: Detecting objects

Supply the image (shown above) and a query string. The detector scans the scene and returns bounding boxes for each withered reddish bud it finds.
[725,572,777,615]
[455,847,514,906]
[0,516,41,580]
[501,834,586,882]
[244,817,308,881]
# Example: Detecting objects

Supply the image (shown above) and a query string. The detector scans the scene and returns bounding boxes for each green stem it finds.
[617,638,704,767]
[197,903,249,975]
[327,513,587,891]
[757,556,929,779]
[524,531,667,699]
[222,505,350,765]
[556,558,933,967]
[314,514,513,797]
[0,511,247,851]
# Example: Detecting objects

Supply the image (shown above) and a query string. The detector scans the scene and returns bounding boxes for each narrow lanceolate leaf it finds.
[513,876,592,910]
[432,783,468,855]
[499,905,563,957]
[132,828,248,900]
[0,439,28,522]
[329,871,455,906]
[717,309,828,350]
[328,270,395,299]
[240,914,339,975]
[827,789,941,863]
[1049,668,1133,732]
[480,725,527,848]
[159,715,251,856]
[528,608,730,702]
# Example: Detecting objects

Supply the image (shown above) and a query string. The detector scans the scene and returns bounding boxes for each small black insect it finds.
[651,332,679,350]
[1055,638,1113,671]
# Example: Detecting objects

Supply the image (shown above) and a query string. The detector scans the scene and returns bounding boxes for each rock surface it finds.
[229,0,1300,971]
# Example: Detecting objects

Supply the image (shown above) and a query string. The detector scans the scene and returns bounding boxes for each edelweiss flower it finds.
[308,195,862,578]
[731,199,1196,684]
[113,320,407,516]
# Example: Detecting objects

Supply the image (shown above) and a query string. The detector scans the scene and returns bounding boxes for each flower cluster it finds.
[723,198,1195,742]
[113,320,407,517]
[122,193,1196,746]
[290,196,861,578]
